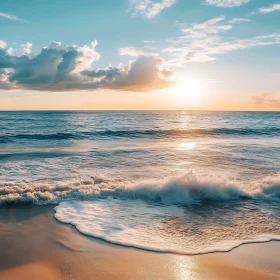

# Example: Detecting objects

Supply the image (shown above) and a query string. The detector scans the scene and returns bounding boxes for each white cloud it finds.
[7,42,32,56]
[124,17,280,67]
[129,0,176,18]
[162,17,280,65]
[258,4,280,13]
[182,17,232,35]
[229,18,250,23]
[74,40,100,72]
[0,40,6,49]
[205,0,250,7]
[0,12,28,23]
[123,16,280,66]
[119,46,157,56]
[48,41,62,49]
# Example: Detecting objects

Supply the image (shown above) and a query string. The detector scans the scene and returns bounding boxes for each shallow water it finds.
[1,111,280,254]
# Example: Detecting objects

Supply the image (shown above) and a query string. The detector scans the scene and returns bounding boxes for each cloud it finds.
[82,56,174,91]
[119,46,157,56]
[182,17,232,34]
[7,42,32,56]
[129,0,176,18]
[163,17,233,63]
[0,40,6,49]
[162,17,280,65]
[205,0,250,7]
[258,4,280,13]
[0,41,174,92]
[0,12,28,23]
[229,18,250,23]
[0,69,13,89]
[251,93,280,108]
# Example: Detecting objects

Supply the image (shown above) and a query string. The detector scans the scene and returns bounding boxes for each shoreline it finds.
[0,204,280,279]
[54,207,280,257]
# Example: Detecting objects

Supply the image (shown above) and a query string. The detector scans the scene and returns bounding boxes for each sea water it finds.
[0,111,280,254]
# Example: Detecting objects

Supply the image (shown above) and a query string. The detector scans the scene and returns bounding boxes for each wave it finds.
[2,173,280,255]
[0,132,77,143]
[0,173,280,206]
[0,151,74,161]
[1,127,280,142]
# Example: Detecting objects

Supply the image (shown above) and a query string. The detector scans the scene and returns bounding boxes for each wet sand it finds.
[0,205,279,280]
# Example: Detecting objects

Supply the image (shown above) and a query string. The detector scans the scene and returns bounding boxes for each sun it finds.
[171,78,202,104]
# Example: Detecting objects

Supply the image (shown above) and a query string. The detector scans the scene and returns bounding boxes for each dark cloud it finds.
[0,69,14,89]
[81,67,122,80]
[0,49,15,68]
[0,41,174,92]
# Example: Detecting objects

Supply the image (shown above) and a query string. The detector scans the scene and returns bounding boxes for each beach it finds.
[0,205,279,280]
[1,0,280,277]
[1,111,280,279]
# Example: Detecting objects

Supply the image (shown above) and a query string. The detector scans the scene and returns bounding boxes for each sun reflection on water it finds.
[177,142,196,150]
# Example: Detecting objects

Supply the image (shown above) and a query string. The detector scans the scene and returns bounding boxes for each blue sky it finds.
[0,0,280,110]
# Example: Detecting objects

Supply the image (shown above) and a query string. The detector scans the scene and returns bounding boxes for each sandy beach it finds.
[0,205,279,280]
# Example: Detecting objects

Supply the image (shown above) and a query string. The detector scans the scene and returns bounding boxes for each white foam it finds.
[1,173,280,205]
[54,198,280,255]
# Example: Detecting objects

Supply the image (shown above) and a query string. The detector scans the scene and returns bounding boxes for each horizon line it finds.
[0,109,279,112]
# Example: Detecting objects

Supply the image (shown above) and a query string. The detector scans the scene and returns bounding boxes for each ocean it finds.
[0,111,280,254]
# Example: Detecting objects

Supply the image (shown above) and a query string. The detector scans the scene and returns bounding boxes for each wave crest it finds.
[2,173,280,206]
[110,174,251,204]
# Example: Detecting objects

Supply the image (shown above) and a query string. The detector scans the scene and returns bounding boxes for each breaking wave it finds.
[1,173,280,206]
[50,174,280,255]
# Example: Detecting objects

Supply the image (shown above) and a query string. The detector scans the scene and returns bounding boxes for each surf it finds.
[1,173,280,205]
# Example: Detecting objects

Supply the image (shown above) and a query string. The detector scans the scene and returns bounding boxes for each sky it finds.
[0,0,280,110]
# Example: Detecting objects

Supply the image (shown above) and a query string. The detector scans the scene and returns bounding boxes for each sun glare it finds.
[171,78,202,104]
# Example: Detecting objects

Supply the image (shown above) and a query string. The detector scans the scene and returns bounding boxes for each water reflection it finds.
[173,256,196,280]
[177,142,196,150]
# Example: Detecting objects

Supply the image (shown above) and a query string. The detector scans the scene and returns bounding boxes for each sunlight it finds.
[171,78,202,105]
[177,142,196,150]
[173,256,196,280]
